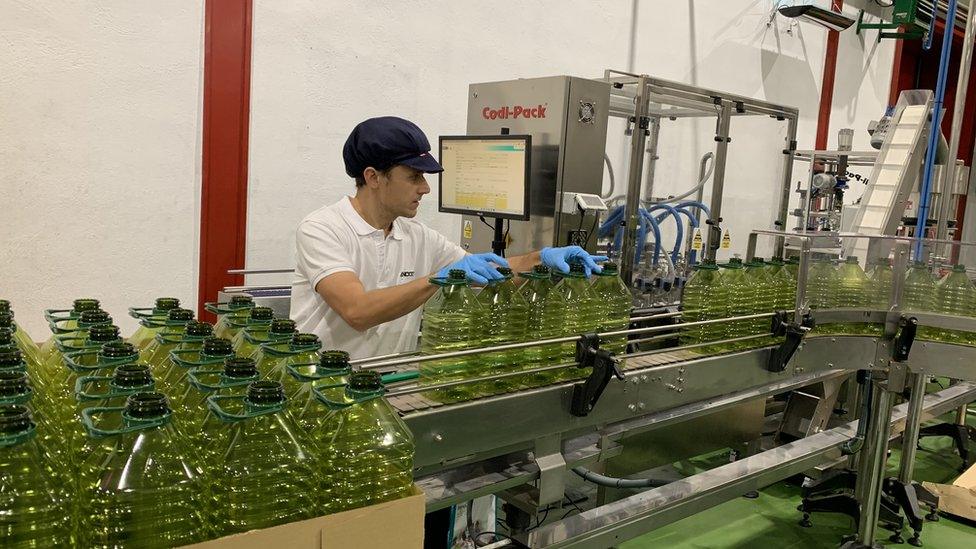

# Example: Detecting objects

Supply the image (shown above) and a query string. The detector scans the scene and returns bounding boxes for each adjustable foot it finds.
[889,532,905,544]
[908,532,923,547]
[799,513,813,528]
[742,490,759,499]
[926,510,939,522]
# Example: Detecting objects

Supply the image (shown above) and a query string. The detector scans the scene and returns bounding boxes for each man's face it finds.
[376,165,431,218]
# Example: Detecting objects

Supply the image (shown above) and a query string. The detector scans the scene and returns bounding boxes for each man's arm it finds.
[315,272,438,332]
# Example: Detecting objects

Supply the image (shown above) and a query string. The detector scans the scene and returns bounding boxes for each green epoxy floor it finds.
[622,431,976,548]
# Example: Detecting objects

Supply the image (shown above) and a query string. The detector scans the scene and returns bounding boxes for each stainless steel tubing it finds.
[385,360,578,397]
[898,372,927,484]
[621,75,652,286]
[855,376,895,546]
[359,313,776,371]
[628,311,683,323]
[936,0,976,251]
[628,332,771,351]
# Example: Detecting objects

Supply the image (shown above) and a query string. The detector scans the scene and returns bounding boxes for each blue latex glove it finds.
[540,246,608,277]
[437,253,510,285]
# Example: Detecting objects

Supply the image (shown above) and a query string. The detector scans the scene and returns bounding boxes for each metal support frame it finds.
[603,69,799,278]
[705,100,733,261]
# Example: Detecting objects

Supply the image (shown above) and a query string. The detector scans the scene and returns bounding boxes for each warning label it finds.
[691,229,703,251]
[463,220,473,239]
[720,229,732,249]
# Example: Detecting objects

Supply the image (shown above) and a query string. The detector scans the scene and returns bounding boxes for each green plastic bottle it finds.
[128,297,182,350]
[0,367,71,479]
[821,257,869,335]
[0,313,41,373]
[244,318,298,363]
[163,336,235,392]
[0,404,72,547]
[287,349,351,412]
[44,309,113,373]
[135,307,194,362]
[590,262,632,357]
[518,264,569,387]
[419,269,485,402]
[904,261,939,341]
[55,341,141,421]
[718,258,751,347]
[296,351,353,431]
[180,357,261,453]
[784,257,800,278]
[210,380,323,535]
[210,294,256,340]
[307,371,414,514]
[743,257,774,343]
[229,306,276,354]
[680,260,727,351]
[73,364,157,481]
[146,320,214,372]
[765,258,796,311]
[554,259,602,380]
[0,304,41,371]
[934,264,976,344]
[40,297,101,360]
[806,258,837,310]
[475,266,528,393]
[265,333,323,396]
[81,392,208,547]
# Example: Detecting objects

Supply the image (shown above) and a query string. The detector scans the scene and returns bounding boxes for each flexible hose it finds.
[647,204,683,264]
[571,466,669,488]
[673,200,711,218]
[601,154,616,199]
[645,152,714,205]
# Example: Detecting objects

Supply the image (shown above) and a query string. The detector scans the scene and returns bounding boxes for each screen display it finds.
[438,136,530,220]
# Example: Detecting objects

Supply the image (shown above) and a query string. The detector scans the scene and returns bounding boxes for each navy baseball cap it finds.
[343,116,443,178]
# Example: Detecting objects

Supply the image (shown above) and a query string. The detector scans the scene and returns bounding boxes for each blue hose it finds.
[647,204,683,264]
[673,200,711,218]
[603,205,662,265]
[675,207,699,265]
[915,0,958,259]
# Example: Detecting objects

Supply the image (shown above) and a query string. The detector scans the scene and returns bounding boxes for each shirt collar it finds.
[342,196,404,240]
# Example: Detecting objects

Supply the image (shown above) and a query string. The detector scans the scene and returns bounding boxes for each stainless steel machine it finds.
[459,76,611,256]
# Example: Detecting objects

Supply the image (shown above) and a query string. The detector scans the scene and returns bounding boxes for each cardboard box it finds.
[923,463,976,522]
[184,486,426,549]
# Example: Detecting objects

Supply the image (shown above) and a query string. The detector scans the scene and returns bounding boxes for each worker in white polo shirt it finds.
[290,116,605,360]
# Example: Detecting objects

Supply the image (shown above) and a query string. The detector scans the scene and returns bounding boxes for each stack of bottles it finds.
[0,296,416,547]
[903,263,976,345]
[418,260,631,401]
[680,257,797,353]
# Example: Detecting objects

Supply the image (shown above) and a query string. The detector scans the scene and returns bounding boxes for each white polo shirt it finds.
[290,196,466,360]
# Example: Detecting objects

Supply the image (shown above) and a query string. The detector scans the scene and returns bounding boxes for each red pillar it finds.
[198,0,253,321]
[814,0,844,149]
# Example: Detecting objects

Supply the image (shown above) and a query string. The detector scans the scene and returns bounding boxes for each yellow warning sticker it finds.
[691,229,703,251]
[463,220,473,239]
[720,229,732,249]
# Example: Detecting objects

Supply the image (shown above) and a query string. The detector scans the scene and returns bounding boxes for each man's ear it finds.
[362,167,381,189]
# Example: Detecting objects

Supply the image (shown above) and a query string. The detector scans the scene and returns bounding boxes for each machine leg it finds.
[845,375,894,549]
[917,422,976,468]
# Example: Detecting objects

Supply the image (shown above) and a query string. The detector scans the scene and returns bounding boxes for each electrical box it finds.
[459,76,610,255]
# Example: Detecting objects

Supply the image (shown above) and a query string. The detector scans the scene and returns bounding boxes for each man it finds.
[290,116,604,359]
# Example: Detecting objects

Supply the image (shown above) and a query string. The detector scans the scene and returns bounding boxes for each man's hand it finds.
[540,246,608,277]
[437,253,510,285]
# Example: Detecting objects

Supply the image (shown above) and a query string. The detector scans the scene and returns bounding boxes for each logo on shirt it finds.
[400,271,415,277]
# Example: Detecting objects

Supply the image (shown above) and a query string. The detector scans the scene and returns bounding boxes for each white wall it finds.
[246,0,896,277]
[0,1,205,337]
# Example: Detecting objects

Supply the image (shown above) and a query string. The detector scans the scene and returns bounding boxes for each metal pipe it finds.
[628,311,683,323]
[621,75,652,285]
[854,375,895,546]
[360,312,775,371]
[629,332,770,349]
[914,0,959,260]
[705,101,733,261]
[685,153,714,260]
[643,117,661,202]
[841,372,873,455]
[777,115,800,256]
[936,1,976,254]
[385,360,577,397]
[898,372,927,484]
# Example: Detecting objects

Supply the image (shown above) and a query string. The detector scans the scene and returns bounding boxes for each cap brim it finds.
[400,153,443,173]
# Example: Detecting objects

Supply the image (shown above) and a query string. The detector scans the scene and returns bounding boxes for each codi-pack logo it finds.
[482,104,547,120]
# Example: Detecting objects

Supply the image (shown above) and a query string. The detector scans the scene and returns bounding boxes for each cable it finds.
[478,215,495,230]
[645,152,714,205]
[601,154,616,199]
[571,466,670,488]
[584,213,599,249]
